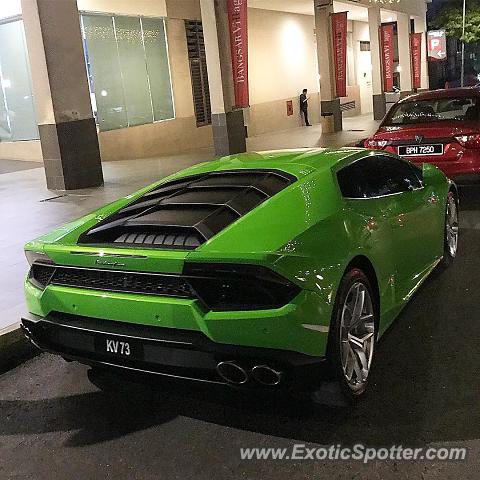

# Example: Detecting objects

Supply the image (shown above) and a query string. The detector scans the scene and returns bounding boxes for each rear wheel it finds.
[441,191,459,268]
[327,269,377,402]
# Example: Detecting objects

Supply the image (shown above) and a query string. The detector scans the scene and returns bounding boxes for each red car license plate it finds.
[398,144,444,156]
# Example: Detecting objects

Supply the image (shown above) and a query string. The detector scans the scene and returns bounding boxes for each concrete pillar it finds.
[314,0,342,133]
[21,0,103,191]
[200,0,246,157]
[397,13,413,95]
[368,5,386,121]
[415,15,429,91]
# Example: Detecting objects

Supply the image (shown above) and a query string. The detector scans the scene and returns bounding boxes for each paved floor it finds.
[0,160,42,175]
[0,187,479,479]
[0,115,378,334]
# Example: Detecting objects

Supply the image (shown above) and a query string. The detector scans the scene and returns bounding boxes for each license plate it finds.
[95,335,143,359]
[398,144,444,156]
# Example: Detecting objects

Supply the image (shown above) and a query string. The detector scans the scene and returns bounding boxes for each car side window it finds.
[337,156,423,199]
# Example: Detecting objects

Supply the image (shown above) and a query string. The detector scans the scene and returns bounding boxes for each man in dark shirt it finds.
[299,88,311,126]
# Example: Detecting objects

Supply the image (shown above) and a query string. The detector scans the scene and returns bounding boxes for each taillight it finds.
[364,138,388,149]
[184,263,301,311]
[455,134,480,149]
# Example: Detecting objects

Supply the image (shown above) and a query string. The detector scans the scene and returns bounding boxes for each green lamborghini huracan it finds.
[22,148,458,400]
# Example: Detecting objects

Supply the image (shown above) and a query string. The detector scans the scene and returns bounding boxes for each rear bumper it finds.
[381,146,480,181]
[21,313,328,389]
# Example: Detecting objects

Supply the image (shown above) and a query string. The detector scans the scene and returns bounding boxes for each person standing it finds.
[299,88,311,126]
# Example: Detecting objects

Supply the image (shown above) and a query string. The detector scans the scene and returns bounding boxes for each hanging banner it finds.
[427,30,447,62]
[410,33,423,89]
[380,25,395,93]
[331,12,348,98]
[227,0,249,108]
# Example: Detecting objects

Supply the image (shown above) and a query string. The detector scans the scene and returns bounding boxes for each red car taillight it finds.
[364,138,388,149]
[455,134,480,149]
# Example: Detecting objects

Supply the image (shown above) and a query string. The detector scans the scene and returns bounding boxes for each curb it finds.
[0,324,38,374]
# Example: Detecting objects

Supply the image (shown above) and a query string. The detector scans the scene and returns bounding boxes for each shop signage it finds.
[331,12,348,98]
[410,33,423,89]
[427,30,447,62]
[227,0,249,108]
[380,24,395,92]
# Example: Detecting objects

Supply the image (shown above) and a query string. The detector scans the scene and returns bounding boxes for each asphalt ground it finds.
[1,186,479,480]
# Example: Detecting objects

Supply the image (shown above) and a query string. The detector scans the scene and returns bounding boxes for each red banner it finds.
[410,33,422,90]
[331,12,348,98]
[380,25,395,93]
[227,0,249,108]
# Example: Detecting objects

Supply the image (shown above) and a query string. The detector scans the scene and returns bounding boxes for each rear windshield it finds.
[383,97,480,126]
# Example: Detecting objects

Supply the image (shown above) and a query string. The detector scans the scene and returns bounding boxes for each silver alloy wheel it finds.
[446,195,459,258]
[340,282,375,392]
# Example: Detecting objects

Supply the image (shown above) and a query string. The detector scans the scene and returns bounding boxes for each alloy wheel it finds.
[339,282,375,392]
[446,195,459,258]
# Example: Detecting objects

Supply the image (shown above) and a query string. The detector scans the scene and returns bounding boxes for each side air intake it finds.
[78,169,296,250]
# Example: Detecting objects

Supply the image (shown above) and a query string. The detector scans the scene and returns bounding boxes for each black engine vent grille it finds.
[78,169,296,250]
[30,264,194,298]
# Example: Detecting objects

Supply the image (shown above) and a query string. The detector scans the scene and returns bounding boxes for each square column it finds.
[368,5,386,121]
[397,12,413,95]
[200,0,246,157]
[314,0,342,133]
[21,0,103,190]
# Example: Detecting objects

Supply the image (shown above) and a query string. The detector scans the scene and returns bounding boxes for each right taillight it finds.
[184,263,301,312]
[455,134,480,149]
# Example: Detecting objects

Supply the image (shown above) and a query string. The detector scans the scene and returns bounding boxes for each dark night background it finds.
[427,0,449,20]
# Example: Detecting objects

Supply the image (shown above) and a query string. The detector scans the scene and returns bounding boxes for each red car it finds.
[365,87,480,182]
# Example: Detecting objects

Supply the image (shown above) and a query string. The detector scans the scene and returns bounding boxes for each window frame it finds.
[79,11,176,131]
[335,154,425,201]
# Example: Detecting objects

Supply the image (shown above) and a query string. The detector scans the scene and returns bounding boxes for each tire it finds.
[327,268,378,403]
[440,190,459,269]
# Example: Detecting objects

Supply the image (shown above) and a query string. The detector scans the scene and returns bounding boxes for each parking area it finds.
[1,185,479,479]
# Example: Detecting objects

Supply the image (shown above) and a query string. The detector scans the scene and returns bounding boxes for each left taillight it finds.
[455,133,480,149]
[29,264,56,289]
[183,263,301,312]
[25,251,53,266]
[26,251,55,289]
[364,138,388,149]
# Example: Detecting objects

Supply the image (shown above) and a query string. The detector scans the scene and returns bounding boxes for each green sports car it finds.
[22,148,459,400]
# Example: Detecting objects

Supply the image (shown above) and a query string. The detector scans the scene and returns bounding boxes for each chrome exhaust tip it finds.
[216,361,249,385]
[251,365,283,386]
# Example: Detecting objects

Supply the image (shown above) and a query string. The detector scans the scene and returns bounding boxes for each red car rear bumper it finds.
[382,146,480,182]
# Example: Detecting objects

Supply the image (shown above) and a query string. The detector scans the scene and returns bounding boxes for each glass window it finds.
[337,156,422,199]
[81,15,128,131]
[81,14,174,131]
[384,97,480,126]
[115,16,152,127]
[142,17,174,122]
[0,19,38,142]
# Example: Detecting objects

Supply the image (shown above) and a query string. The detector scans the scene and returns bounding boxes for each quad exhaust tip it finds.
[251,365,283,386]
[216,361,249,385]
[216,361,284,386]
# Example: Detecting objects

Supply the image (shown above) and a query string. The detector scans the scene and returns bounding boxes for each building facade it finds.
[0,0,429,189]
